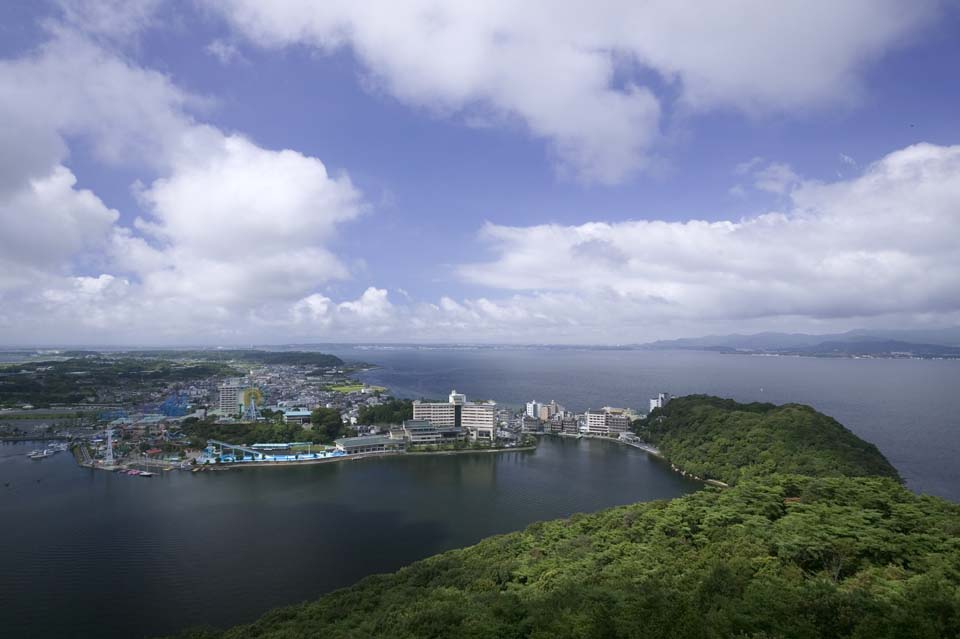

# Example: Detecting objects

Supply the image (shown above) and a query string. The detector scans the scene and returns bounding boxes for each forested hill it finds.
[172,474,960,639]
[167,398,960,639]
[634,395,901,485]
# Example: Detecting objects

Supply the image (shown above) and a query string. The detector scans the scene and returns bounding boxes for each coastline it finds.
[180,445,539,471]
[544,433,730,488]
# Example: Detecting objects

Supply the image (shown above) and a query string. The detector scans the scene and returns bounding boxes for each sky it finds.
[0,0,959,346]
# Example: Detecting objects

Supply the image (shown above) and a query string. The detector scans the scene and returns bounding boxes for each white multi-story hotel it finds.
[462,401,496,440]
[585,408,631,436]
[412,400,457,427]
[413,390,496,441]
[585,410,608,435]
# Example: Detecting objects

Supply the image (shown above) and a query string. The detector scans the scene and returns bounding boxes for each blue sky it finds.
[1,1,959,345]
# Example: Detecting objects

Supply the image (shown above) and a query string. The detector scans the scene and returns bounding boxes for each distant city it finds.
[0,349,672,472]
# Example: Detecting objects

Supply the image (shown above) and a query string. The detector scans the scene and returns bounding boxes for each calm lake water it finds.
[330,347,960,501]
[2,347,958,638]
[0,436,698,639]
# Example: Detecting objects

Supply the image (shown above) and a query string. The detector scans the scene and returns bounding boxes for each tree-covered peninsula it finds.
[633,395,901,485]
[170,397,960,639]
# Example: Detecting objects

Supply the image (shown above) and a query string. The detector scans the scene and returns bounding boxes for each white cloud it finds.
[0,165,118,292]
[457,143,960,329]
[124,134,362,307]
[0,26,366,342]
[207,0,938,183]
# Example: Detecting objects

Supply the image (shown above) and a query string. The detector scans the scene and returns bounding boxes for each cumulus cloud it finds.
[456,143,960,330]
[206,0,938,183]
[0,25,366,342]
[125,134,362,307]
[0,166,118,292]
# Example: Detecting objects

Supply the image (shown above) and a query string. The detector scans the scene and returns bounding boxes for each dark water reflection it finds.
[0,436,697,638]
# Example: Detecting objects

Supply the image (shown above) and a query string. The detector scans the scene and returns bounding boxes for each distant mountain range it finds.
[639,327,960,358]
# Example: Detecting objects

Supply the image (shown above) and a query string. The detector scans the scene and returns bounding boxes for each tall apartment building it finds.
[649,392,672,413]
[525,400,541,419]
[412,400,457,427]
[218,381,243,415]
[462,401,496,440]
[413,390,496,441]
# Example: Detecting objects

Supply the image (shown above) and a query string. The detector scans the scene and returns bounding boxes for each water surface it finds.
[0,436,696,638]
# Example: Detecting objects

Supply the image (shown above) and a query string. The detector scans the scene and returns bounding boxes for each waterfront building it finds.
[413,390,496,441]
[334,435,406,455]
[218,380,243,415]
[585,410,609,436]
[401,419,465,445]
[521,416,542,433]
[584,408,631,436]
[605,410,630,435]
[548,416,564,434]
[412,400,457,427]
[462,401,496,440]
[561,417,579,435]
[650,392,672,413]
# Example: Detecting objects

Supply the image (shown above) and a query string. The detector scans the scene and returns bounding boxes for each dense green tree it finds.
[311,407,345,442]
[357,399,413,425]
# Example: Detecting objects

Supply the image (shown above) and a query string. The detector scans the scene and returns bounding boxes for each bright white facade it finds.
[462,401,496,440]
[649,392,672,413]
[412,400,456,427]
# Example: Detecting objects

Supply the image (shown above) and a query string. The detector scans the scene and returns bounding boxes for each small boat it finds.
[29,449,53,460]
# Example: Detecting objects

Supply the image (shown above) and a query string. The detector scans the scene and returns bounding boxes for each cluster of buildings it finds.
[412,390,497,441]
[215,367,390,426]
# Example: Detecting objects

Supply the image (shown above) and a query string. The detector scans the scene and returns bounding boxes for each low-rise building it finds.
[334,434,406,455]
[282,409,312,425]
[401,419,465,445]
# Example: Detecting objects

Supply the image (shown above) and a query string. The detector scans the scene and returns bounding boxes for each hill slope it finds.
[634,395,901,485]
[168,397,957,639]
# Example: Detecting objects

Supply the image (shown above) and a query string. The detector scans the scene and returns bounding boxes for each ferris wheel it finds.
[241,387,264,421]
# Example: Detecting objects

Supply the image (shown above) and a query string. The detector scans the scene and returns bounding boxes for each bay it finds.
[0,436,697,639]
[2,346,958,639]
[330,346,960,501]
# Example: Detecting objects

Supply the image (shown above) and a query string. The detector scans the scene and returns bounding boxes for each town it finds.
[0,350,672,472]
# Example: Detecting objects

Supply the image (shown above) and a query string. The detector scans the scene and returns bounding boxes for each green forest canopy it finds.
[633,395,901,485]
[168,396,959,639]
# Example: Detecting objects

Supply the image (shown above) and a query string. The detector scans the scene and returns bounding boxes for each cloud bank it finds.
[1,3,957,344]
[208,0,937,183]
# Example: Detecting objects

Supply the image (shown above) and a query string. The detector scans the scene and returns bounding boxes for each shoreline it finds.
[121,445,541,472]
[543,433,730,488]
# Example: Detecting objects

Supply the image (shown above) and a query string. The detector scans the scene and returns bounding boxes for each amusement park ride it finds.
[241,387,264,421]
